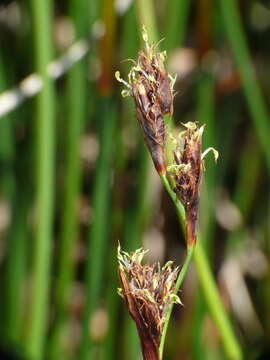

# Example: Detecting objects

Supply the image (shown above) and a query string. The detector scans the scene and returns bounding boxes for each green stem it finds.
[159,245,194,359]
[160,174,185,227]
[26,0,55,358]
[161,173,243,360]
[5,191,28,343]
[192,70,216,359]
[197,71,216,253]
[194,241,242,360]
[135,0,158,43]
[164,0,192,51]
[49,52,85,360]
[0,54,17,342]
[48,0,93,356]
[220,0,270,173]
[79,98,116,359]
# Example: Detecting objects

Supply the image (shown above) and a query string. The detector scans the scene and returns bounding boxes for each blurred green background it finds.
[0,0,269,359]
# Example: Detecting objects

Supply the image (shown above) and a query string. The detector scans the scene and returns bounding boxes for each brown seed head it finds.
[168,122,218,246]
[115,28,176,175]
[117,246,180,360]
[168,122,204,246]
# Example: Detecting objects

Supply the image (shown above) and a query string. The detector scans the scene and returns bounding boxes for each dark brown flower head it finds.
[115,27,176,175]
[168,122,218,246]
[117,246,180,360]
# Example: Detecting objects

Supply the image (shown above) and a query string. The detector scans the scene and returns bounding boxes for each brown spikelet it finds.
[117,247,181,360]
[115,28,175,175]
[132,80,167,174]
[168,122,204,246]
[168,122,218,246]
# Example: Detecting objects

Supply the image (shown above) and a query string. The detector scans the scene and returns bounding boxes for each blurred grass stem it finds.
[221,0,270,173]
[48,0,92,357]
[164,0,192,50]
[79,98,116,359]
[26,0,55,358]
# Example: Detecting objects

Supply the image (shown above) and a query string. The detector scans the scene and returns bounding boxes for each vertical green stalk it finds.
[26,0,55,358]
[0,55,17,341]
[79,98,116,359]
[162,175,243,360]
[220,0,270,173]
[104,250,120,360]
[194,241,242,360]
[79,3,116,357]
[5,190,29,343]
[49,65,84,360]
[0,57,15,198]
[135,0,158,42]
[48,0,93,358]
[192,71,216,359]
[232,134,261,219]
[164,0,192,50]
[197,72,216,251]
[226,133,261,253]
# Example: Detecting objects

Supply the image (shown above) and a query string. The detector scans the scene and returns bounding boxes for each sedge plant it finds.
[116,28,220,360]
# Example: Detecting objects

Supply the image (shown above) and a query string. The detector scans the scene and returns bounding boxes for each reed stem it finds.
[220,0,270,173]
[79,98,116,359]
[26,0,55,358]
[160,173,242,359]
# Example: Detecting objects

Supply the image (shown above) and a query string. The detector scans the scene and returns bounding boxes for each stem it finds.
[159,245,194,359]
[194,241,242,360]
[26,0,55,358]
[161,175,243,360]
[48,0,92,356]
[135,0,158,44]
[197,71,217,253]
[0,54,16,342]
[49,46,85,360]
[164,0,192,51]
[220,0,270,173]
[5,192,28,343]
[79,98,116,359]
[161,174,243,360]
[192,70,217,359]
[79,0,116,357]
[160,174,185,227]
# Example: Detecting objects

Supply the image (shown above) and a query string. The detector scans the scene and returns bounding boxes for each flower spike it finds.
[117,246,180,360]
[167,122,218,246]
[116,27,175,175]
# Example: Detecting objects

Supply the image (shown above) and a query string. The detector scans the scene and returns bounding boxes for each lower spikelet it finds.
[117,245,180,360]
